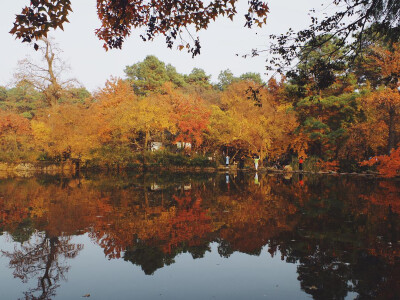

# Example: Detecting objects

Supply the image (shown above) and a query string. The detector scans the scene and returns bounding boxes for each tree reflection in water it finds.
[0,172,399,299]
[1,232,82,299]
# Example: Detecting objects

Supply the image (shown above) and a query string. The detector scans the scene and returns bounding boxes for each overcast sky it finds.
[1,0,328,91]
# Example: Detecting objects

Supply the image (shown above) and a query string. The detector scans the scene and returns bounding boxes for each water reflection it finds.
[0,172,399,299]
[1,233,82,299]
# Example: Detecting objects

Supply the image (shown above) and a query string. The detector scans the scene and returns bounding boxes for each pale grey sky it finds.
[1,0,328,91]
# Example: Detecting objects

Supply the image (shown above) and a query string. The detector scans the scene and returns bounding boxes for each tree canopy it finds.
[10,0,268,56]
[267,0,400,71]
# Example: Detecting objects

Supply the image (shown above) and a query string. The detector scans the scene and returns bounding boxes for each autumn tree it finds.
[362,88,400,154]
[32,103,99,164]
[339,119,387,161]
[361,147,400,178]
[93,77,138,146]
[11,0,269,56]
[209,80,298,161]
[0,110,34,162]
[172,94,210,151]
[120,94,175,151]
[94,78,177,156]
[359,43,400,153]
[14,37,78,107]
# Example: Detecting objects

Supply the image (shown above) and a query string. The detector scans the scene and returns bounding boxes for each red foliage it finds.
[361,147,400,178]
[173,98,210,148]
[0,110,31,136]
[317,160,339,172]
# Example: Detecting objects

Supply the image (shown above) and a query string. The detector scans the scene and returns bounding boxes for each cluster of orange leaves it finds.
[361,147,400,178]
[0,111,31,138]
[173,98,210,146]
[317,160,339,172]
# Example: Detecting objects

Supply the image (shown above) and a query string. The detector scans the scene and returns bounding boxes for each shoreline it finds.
[0,161,388,179]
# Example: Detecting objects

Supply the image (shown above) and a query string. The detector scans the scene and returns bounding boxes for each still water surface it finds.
[0,172,399,299]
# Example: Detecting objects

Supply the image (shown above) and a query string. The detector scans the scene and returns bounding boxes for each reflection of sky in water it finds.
[0,234,308,299]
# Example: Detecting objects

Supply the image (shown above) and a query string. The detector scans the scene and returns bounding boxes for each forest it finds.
[1,32,400,177]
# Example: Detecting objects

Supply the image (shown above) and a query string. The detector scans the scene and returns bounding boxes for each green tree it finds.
[124,55,185,95]
[184,68,211,88]
[286,36,361,161]
[1,81,43,118]
[217,69,237,90]
[59,87,91,104]
[0,86,7,102]
[239,72,264,85]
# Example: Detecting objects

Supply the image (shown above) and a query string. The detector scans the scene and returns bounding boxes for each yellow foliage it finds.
[210,81,298,160]
[31,120,52,147]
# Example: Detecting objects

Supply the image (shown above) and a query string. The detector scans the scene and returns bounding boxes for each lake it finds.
[0,172,399,299]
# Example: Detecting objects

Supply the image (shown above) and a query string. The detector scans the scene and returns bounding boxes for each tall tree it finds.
[361,43,400,153]
[172,95,210,150]
[363,88,400,153]
[286,36,359,160]
[239,72,264,85]
[14,38,78,107]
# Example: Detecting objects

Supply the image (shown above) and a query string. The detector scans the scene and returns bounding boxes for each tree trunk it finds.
[44,39,61,107]
[144,129,149,151]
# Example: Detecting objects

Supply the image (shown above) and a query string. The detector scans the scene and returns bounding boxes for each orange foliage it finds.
[173,97,210,148]
[0,110,31,136]
[364,181,400,215]
[215,81,298,160]
[339,121,387,161]
[364,87,400,112]
[32,103,99,160]
[0,110,32,149]
[317,160,339,172]
[289,132,309,158]
[93,78,138,144]
[0,110,33,161]
[361,147,400,178]
[91,192,213,258]
[95,77,136,108]
[366,43,400,82]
